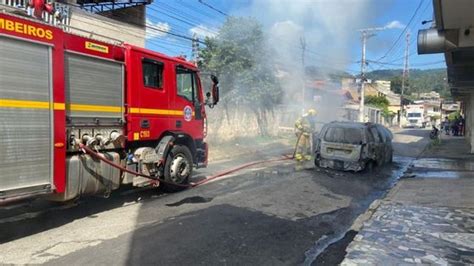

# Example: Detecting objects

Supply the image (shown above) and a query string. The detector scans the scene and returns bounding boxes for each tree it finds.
[389,76,401,94]
[365,95,389,109]
[199,17,282,136]
[365,95,395,120]
[367,68,450,97]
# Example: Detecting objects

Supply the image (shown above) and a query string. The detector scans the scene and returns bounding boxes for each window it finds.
[375,127,387,143]
[176,67,197,102]
[369,127,381,143]
[324,127,363,144]
[142,59,163,88]
[408,113,422,118]
[366,128,375,142]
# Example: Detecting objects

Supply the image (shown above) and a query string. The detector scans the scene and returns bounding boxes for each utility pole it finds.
[400,31,410,122]
[359,31,368,122]
[357,27,384,122]
[191,33,200,64]
[300,36,306,115]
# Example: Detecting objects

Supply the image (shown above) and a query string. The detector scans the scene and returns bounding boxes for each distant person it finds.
[443,116,450,135]
[459,115,465,136]
[452,117,459,136]
[294,109,317,169]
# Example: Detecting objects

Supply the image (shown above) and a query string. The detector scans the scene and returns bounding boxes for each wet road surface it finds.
[0,129,431,265]
[342,134,474,265]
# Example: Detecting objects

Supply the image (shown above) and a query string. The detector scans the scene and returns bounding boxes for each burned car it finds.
[314,122,393,172]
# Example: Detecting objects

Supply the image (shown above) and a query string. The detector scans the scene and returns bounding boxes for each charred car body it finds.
[314,122,393,172]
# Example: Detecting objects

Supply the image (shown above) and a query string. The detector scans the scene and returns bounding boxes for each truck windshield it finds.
[324,127,363,145]
[407,113,422,118]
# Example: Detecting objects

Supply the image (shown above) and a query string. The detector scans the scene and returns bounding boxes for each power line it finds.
[157,1,223,28]
[64,6,204,58]
[367,59,445,68]
[175,0,224,22]
[377,0,425,61]
[157,1,358,68]
[380,0,432,63]
[411,60,445,67]
[62,3,207,45]
[197,0,228,16]
[70,16,189,54]
[148,5,218,36]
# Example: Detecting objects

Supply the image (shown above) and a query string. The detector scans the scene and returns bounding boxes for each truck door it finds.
[171,66,203,138]
[127,53,171,141]
[0,37,54,199]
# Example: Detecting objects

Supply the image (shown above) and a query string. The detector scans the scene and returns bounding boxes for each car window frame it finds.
[377,125,393,141]
[176,66,196,103]
[376,126,387,143]
[369,126,382,143]
[323,125,364,145]
[366,128,375,142]
[142,58,164,89]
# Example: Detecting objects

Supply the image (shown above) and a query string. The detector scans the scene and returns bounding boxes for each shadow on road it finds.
[0,129,431,265]
[0,186,167,244]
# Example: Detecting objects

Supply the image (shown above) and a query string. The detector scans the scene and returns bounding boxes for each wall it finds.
[67,5,145,47]
[99,5,145,26]
[466,93,474,153]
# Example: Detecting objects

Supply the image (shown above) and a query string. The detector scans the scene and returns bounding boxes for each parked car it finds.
[314,122,393,172]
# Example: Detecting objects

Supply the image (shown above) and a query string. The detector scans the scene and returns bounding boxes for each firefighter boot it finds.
[295,153,303,161]
[294,153,304,171]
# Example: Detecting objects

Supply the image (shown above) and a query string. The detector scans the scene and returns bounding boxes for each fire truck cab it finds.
[0,13,219,203]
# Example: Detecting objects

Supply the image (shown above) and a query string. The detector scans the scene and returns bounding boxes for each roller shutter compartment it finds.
[65,53,123,122]
[0,37,53,196]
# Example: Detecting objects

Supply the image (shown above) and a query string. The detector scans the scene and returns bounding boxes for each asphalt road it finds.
[0,128,431,265]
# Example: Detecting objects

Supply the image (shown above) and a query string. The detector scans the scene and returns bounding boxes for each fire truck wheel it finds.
[162,145,193,192]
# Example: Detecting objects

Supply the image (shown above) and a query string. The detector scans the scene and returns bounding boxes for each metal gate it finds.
[0,36,53,198]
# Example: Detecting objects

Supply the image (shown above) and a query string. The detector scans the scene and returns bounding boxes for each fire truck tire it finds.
[162,145,193,192]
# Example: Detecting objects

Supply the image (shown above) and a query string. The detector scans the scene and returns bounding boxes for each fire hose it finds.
[79,144,293,189]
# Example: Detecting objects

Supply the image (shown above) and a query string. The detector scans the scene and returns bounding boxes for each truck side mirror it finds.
[206,75,220,108]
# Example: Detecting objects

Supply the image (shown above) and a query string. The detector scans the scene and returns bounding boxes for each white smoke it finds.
[241,0,379,122]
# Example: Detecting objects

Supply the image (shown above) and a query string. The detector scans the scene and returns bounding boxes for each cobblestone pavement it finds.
[342,203,474,265]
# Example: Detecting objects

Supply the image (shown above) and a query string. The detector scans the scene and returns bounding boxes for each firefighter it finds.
[294,108,317,167]
[28,0,62,20]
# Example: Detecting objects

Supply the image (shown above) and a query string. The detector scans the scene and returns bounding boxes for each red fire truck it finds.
[0,12,219,203]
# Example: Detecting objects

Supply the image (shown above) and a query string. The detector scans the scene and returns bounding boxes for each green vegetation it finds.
[366,68,450,98]
[365,95,389,109]
[448,111,461,121]
[199,17,282,136]
[365,95,396,119]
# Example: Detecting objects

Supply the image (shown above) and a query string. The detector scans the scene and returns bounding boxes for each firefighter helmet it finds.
[307,109,317,116]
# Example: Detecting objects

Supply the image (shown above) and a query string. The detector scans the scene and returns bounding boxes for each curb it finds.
[349,199,382,231]
[347,138,431,232]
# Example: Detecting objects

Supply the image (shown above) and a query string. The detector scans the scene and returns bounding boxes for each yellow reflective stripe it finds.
[129,107,193,116]
[67,104,122,113]
[53,103,65,110]
[0,99,121,113]
[0,99,50,109]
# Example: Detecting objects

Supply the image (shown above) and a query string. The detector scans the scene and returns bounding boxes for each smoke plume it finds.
[241,0,380,124]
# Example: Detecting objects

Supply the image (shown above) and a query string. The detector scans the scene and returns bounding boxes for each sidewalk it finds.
[341,134,474,265]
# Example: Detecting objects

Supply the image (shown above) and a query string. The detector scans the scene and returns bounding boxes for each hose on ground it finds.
[79,144,292,189]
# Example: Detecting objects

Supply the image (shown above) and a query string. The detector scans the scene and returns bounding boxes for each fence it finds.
[0,0,70,26]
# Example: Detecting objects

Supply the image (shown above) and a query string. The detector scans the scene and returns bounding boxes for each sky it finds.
[145,0,446,74]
